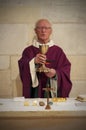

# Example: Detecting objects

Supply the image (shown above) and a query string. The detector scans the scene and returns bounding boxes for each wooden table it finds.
[0,98,86,130]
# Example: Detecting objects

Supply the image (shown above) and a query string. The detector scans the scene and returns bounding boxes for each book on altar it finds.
[76,94,86,102]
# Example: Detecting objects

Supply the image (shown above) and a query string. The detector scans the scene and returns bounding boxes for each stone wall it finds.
[0,0,86,97]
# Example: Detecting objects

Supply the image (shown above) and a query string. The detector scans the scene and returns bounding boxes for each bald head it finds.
[35,19,52,29]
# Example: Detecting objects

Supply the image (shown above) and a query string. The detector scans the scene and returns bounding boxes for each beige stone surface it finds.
[0,5,41,23]
[0,24,29,55]
[68,55,86,80]
[12,78,22,97]
[41,0,86,23]
[70,81,86,97]
[11,55,21,80]
[0,70,12,97]
[0,1,85,23]
[0,56,10,69]
[53,24,86,55]
[0,0,41,6]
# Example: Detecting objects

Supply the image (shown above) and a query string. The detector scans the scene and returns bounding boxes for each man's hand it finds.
[45,68,56,78]
[34,53,46,64]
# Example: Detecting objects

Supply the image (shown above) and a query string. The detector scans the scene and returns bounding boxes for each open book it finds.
[76,94,86,102]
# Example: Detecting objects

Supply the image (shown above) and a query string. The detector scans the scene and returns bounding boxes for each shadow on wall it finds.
[15,75,22,97]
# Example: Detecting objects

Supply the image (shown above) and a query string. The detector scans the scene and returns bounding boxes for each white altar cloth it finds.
[0,98,86,112]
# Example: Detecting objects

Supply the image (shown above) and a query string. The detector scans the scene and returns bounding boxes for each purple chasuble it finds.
[18,45,72,98]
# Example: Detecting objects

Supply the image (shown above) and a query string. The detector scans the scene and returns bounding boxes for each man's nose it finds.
[41,28,46,32]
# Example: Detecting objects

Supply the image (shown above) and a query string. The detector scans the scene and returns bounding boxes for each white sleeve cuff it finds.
[29,58,39,88]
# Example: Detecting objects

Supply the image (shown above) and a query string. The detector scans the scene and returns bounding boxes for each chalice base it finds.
[37,65,49,72]
[45,104,51,109]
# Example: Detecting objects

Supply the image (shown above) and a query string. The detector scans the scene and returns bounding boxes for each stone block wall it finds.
[0,0,86,97]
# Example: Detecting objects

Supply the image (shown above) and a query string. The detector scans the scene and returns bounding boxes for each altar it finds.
[0,98,86,130]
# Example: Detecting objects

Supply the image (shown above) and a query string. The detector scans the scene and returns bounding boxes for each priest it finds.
[18,19,72,98]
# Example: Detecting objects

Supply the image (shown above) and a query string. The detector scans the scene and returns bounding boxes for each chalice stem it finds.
[42,64,45,68]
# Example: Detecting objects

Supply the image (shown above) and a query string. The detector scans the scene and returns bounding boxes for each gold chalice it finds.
[37,45,49,72]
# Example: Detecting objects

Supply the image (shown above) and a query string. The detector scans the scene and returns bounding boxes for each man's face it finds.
[35,20,52,43]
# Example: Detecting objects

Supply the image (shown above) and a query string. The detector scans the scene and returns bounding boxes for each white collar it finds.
[32,39,55,48]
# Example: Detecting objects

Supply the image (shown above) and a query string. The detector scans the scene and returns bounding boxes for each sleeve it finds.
[29,58,39,87]
[18,48,34,98]
[56,50,72,97]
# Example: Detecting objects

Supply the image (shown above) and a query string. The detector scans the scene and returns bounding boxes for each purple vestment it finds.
[18,45,72,98]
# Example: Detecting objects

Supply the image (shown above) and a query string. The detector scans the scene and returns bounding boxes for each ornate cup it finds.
[37,45,49,72]
[39,44,49,55]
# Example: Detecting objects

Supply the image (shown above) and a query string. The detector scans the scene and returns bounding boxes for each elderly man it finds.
[18,19,72,98]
